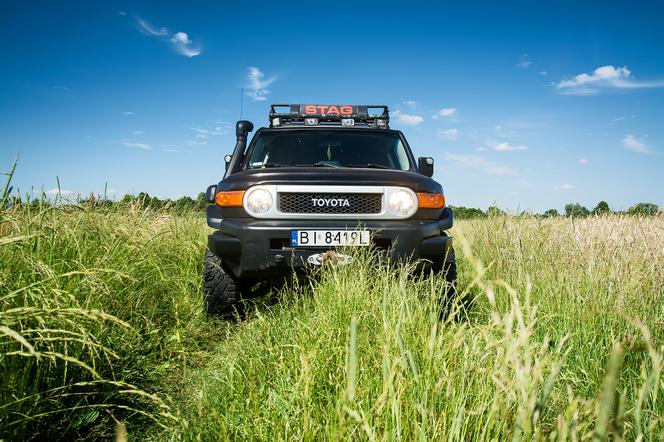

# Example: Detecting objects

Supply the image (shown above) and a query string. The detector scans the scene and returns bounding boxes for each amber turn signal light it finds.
[417,192,445,209]
[215,190,245,207]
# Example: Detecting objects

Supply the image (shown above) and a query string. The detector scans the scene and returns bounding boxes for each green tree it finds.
[195,192,207,209]
[449,206,486,219]
[627,202,659,216]
[487,205,506,217]
[592,201,611,215]
[565,203,589,218]
[149,196,162,209]
[543,209,559,218]
[120,194,135,204]
[136,192,150,208]
[175,196,196,211]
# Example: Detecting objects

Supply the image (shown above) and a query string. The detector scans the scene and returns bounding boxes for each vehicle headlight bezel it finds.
[387,188,417,218]
[244,186,273,216]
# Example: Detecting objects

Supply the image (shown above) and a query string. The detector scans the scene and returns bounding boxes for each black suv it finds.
[203,104,455,314]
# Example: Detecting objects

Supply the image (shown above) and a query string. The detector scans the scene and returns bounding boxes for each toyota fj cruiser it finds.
[203,104,455,314]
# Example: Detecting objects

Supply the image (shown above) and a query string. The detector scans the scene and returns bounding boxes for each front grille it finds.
[279,193,382,214]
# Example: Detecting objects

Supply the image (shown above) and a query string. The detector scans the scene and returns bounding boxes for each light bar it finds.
[269,104,390,128]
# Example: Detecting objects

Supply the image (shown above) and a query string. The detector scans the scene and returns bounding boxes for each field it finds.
[1,202,663,440]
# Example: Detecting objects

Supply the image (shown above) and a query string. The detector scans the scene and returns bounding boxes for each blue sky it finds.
[1,0,663,212]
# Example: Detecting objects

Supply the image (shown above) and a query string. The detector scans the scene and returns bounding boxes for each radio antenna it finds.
[240,87,244,120]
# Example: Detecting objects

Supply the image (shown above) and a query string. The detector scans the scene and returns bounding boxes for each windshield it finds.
[245,129,412,170]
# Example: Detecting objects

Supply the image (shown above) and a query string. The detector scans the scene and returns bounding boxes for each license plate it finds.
[291,230,370,247]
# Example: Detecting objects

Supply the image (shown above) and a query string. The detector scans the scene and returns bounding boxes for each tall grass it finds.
[163,215,663,440]
[1,173,663,439]
[1,188,214,438]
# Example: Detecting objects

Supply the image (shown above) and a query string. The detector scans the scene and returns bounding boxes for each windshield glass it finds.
[245,129,411,170]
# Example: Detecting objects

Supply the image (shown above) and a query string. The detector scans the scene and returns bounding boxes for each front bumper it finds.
[208,208,453,279]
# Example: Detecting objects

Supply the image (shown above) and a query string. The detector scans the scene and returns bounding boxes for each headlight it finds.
[244,187,273,215]
[388,190,416,218]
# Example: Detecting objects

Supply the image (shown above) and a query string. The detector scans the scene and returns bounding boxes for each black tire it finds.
[442,248,458,301]
[203,250,243,316]
[429,248,459,317]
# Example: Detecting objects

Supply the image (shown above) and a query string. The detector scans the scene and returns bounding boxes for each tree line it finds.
[452,201,661,219]
[4,191,209,212]
[5,191,660,219]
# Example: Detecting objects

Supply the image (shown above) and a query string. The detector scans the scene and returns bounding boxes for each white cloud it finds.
[488,140,528,152]
[611,115,635,123]
[579,158,589,165]
[121,141,151,150]
[622,134,650,154]
[556,65,664,95]
[190,127,209,135]
[135,17,201,57]
[245,67,277,101]
[189,126,227,139]
[444,153,517,176]
[402,100,419,108]
[516,54,532,68]
[432,107,456,119]
[136,18,169,36]
[132,130,143,135]
[117,10,127,16]
[162,148,193,154]
[439,128,458,140]
[538,71,548,76]
[121,111,135,115]
[393,112,424,126]
[169,32,200,57]
[553,184,575,190]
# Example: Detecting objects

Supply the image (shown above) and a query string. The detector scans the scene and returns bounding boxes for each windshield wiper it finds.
[311,162,341,168]
[348,163,391,170]
[254,162,285,168]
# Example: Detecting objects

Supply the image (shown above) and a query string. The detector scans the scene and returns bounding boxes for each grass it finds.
[1,197,663,440]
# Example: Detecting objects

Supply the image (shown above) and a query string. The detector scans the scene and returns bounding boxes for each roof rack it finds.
[269,104,390,129]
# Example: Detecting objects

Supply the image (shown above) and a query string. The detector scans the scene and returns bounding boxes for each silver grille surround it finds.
[242,185,417,220]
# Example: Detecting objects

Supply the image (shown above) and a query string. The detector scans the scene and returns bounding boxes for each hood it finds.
[218,167,443,194]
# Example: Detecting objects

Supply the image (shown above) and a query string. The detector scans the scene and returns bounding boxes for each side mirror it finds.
[224,154,232,171]
[418,157,434,177]
[206,184,217,203]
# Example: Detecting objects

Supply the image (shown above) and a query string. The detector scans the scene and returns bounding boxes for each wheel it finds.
[429,248,459,317]
[441,248,458,301]
[203,250,244,316]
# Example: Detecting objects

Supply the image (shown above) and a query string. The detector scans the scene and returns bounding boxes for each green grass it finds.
[1,202,663,440]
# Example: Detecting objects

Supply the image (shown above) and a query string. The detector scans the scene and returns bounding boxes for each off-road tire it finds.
[441,248,457,300]
[430,248,460,317]
[203,250,243,316]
